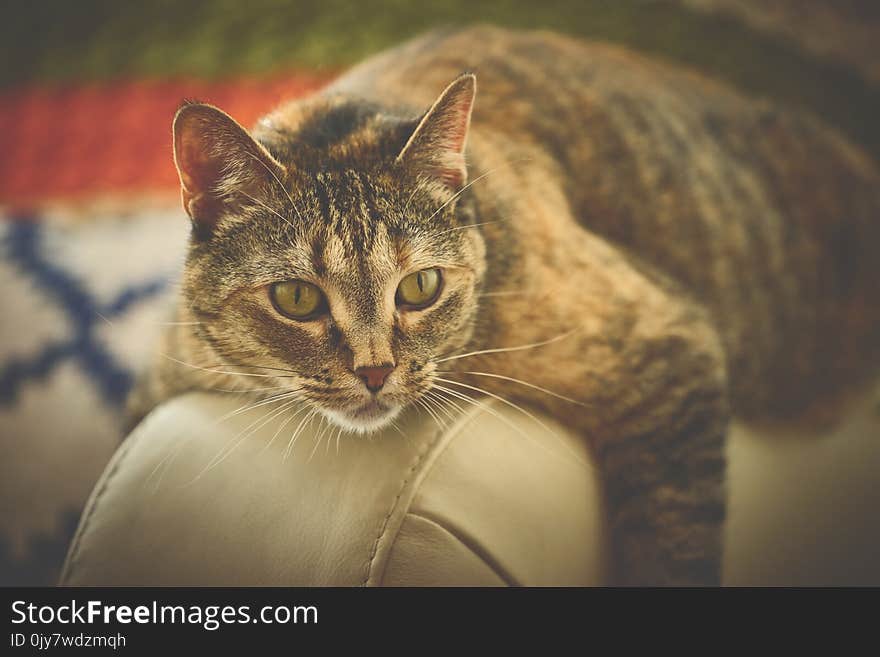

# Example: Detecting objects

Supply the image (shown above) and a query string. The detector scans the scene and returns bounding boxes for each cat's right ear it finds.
[395,73,476,198]
[172,102,285,236]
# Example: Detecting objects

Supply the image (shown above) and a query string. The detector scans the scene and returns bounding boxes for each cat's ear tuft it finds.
[172,102,285,236]
[396,73,476,195]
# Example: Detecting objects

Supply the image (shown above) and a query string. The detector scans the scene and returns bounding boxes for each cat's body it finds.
[134,27,880,585]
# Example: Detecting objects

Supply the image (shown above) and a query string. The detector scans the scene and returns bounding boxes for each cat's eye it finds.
[269,280,325,320]
[396,268,442,309]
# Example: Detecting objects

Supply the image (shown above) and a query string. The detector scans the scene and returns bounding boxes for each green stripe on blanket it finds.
[2,0,878,160]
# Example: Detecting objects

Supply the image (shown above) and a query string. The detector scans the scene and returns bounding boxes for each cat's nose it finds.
[355,364,395,392]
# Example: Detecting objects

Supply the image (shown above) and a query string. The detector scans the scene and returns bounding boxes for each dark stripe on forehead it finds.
[313,173,332,227]
[295,100,382,150]
[311,235,327,276]
[345,169,370,244]
[358,169,383,228]
[335,169,375,257]
[324,171,351,249]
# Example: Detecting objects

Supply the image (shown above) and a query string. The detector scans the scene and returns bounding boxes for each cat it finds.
[130,26,880,585]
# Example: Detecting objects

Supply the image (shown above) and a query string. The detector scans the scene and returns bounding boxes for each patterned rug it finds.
[1,0,876,585]
[0,208,186,584]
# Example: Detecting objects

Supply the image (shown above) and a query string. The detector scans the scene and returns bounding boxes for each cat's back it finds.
[333,26,880,416]
[270,26,880,416]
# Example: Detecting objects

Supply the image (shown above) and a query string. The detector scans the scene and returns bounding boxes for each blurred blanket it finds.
[0,207,187,584]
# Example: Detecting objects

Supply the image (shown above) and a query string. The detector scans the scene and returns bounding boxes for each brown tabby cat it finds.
[131,26,880,585]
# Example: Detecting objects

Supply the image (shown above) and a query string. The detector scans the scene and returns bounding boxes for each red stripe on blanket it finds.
[0,73,332,208]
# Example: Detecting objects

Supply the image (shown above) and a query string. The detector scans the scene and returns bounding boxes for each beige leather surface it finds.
[724,393,880,585]
[61,393,606,586]
[61,390,880,586]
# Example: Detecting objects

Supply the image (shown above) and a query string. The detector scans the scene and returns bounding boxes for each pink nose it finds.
[355,365,395,392]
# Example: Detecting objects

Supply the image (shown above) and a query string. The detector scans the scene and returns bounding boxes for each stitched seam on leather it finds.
[406,511,520,586]
[365,403,502,587]
[59,431,140,585]
[374,402,511,586]
[361,425,447,587]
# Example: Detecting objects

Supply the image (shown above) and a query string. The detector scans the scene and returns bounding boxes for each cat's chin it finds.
[319,401,402,435]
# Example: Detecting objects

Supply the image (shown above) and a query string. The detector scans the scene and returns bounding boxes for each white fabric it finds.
[0,210,185,585]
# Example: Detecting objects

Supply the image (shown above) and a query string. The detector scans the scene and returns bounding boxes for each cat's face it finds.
[183,172,486,432]
[174,75,484,432]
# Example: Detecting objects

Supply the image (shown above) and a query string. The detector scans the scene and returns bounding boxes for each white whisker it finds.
[210,383,295,394]
[430,383,541,447]
[243,151,305,224]
[425,389,466,419]
[334,425,345,455]
[415,397,446,434]
[283,408,318,462]
[421,393,451,432]
[441,370,588,407]
[196,395,302,479]
[159,353,299,379]
[402,178,427,217]
[423,389,459,427]
[434,220,504,235]
[308,416,331,463]
[238,189,295,227]
[388,418,408,441]
[433,377,592,469]
[435,376,555,434]
[146,388,304,490]
[431,383,593,470]
[261,403,310,453]
[426,158,531,223]
[433,327,580,364]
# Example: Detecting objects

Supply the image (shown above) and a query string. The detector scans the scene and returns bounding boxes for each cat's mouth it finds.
[351,399,391,419]
[319,398,401,434]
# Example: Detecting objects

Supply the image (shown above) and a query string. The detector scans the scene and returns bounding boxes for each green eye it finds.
[270,280,325,319]
[396,268,442,308]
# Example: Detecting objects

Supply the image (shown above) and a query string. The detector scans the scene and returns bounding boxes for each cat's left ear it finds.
[396,73,476,195]
[173,102,286,236]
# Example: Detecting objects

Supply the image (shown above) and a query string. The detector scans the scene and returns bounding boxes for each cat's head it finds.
[171,74,485,432]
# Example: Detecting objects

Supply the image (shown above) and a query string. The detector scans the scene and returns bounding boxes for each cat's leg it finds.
[472,292,730,585]
[463,225,731,584]
[595,307,730,586]
[602,391,729,585]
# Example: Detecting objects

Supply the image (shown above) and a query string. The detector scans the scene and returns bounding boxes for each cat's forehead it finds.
[302,169,396,250]
[215,160,466,291]
[315,224,399,281]
[296,218,447,283]
[284,167,451,265]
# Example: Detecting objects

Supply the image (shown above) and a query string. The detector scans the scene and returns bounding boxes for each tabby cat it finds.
[131,27,880,585]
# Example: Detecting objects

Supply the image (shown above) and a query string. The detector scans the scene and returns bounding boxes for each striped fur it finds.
[134,27,880,585]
